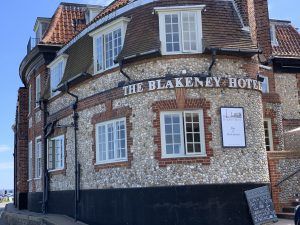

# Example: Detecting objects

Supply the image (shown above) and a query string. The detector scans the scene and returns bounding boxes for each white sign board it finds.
[221,107,246,147]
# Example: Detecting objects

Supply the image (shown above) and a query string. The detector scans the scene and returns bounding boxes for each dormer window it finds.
[155,5,205,55]
[270,24,278,46]
[89,17,130,75]
[48,55,68,97]
[85,7,103,24]
[34,17,50,41]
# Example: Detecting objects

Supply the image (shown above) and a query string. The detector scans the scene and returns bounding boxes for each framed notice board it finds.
[220,107,246,147]
[245,186,278,225]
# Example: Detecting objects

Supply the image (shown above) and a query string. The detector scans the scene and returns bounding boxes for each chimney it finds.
[247,0,272,59]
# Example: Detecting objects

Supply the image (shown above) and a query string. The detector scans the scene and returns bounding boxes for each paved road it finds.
[0,203,7,225]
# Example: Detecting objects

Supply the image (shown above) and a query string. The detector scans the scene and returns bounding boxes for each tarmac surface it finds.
[0,202,7,225]
[0,202,295,225]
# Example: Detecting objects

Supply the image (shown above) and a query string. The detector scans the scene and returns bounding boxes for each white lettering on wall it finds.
[123,76,262,96]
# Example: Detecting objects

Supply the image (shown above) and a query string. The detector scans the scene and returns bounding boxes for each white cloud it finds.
[0,145,11,153]
[0,162,13,170]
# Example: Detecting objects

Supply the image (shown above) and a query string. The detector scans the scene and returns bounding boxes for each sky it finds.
[0,0,299,190]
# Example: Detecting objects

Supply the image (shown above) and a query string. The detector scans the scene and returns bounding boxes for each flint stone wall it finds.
[46,57,269,191]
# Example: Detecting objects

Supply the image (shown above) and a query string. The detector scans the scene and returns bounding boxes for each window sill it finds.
[161,153,207,159]
[34,177,41,180]
[95,158,127,166]
[161,51,203,56]
[48,168,64,173]
[94,159,130,171]
[93,64,119,76]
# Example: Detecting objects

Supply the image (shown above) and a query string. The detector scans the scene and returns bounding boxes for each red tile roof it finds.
[272,20,300,58]
[91,0,131,23]
[42,3,87,45]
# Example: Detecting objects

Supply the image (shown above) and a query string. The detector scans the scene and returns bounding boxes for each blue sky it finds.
[0,0,299,190]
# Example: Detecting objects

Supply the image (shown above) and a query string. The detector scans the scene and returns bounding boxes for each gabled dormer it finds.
[34,17,51,42]
[85,5,103,24]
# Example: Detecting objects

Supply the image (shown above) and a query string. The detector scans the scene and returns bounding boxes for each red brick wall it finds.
[247,0,272,58]
[16,88,29,194]
[268,151,300,213]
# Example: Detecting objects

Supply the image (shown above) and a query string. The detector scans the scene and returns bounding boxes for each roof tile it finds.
[272,21,300,58]
[42,4,87,45]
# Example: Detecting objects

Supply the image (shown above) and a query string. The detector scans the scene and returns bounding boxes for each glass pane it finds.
[165,124,172,134]
[166,145,173,154]
[174,135,181,144]
[174,43,180,51]
[165,135,173,144]
[172,115,180,124]
[187,133,193,142]
[187,144,194,153]
[166,34,172,42]
[172,14,178,23]
[195,144,201,153]
[166,24,172,33]
[174,144,180,154]
[186,123,193,132]
[164,115,172,124]
[165,15,171,23]
[185,113,192,122]
[194,133,200,142]
[166,43,173,52]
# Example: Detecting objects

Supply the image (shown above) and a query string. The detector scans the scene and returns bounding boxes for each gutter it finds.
[205,47,262,55]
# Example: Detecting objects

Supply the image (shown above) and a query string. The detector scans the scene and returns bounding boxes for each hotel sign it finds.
[123,76,262,96]
[220,107,246,147]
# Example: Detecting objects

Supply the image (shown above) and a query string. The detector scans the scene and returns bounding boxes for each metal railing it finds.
[276,167,300,186]
[27,37,40,54]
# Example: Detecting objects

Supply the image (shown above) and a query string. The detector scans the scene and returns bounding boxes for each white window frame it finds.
[35,137,42,179]
[261,75,269,93]
[264,119,274,151]
[47,54,68,98]
[160,110,206,158]
[28,141,32,180]
[35,74,41,108]
[28,84,32,115]
[95,117,128,164]
[89,17,130,75]
[155,5,205,55]
[47,135,65,171]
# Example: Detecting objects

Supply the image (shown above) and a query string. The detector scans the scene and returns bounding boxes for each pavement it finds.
[1,203,87,225]
[0,202,8,225]
[0,202,296,225]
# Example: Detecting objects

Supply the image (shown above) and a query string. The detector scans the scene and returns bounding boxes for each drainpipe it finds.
[208,48,217,76]
[119,59,131,82]
[64,83,80,222]
[41,98,56,214]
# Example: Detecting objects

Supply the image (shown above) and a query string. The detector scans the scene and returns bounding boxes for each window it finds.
[261,76,269,93]
[270,24,278,46]
[155,5,204,55]
[47,135,64,171]
[95,118,127,164]
[28,84,32,115]
[89,17,130,74]
[28,141,32,180]
[264,119,273,151]
[35,75,41,108]
[160,110,206,158]
[48,55,68,97]
[35,137,42,178]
